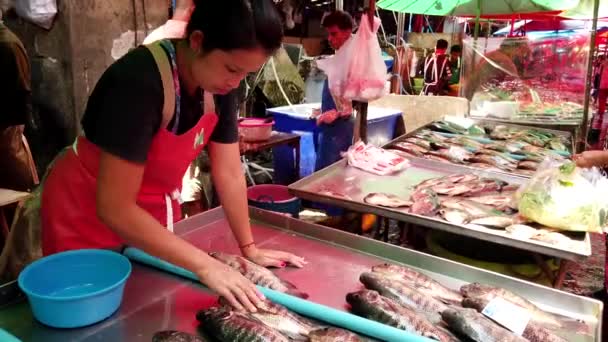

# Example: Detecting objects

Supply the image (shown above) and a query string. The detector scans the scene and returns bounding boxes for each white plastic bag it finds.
[516,159,608,233]
[15,0,57,30]
[317,16,387,103]
[343,141,410,176]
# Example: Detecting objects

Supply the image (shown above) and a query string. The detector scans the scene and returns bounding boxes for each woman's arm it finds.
[208,141,305,268]
[573,151,608,168]
[96,151,263,311]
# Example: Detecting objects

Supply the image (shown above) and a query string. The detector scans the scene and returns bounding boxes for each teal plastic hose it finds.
[123,247,434,342]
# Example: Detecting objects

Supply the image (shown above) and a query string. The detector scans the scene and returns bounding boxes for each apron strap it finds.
[146,42,176,130]
[203,91,216,114]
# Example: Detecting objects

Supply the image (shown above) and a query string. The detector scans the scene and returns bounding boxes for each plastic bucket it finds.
[247,184,301,218]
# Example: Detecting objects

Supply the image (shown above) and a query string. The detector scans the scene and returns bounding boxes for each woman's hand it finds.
[242,246,307,268]
[195,257,265,312]
[573,151,608,168]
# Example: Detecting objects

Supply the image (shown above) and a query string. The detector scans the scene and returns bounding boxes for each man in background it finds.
[0,7,37,192]
[143,0,194,44]
[315,10,354,172]
[421,39,452,96]
[590,56,608,146]
[447,44,461,96]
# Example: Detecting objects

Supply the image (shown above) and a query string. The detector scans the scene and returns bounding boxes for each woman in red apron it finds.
[40,0,303,312]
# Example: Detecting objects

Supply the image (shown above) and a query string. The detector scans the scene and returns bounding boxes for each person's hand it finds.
[195,257,265,312]
[242,246,307,268]
[573,151,608,168]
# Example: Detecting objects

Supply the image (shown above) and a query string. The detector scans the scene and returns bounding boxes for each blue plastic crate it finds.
[268,103,402,185]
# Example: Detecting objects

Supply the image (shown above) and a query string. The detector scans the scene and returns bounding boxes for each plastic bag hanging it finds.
[317,16,387,103]
[15,0,57,30]
[515,159,608,233]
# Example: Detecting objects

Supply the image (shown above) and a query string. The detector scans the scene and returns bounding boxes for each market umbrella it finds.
[377,0,580,17]
[377,0,580,37]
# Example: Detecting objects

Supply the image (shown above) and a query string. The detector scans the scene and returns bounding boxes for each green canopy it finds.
[377,0,579,16]
[559,0,608,19]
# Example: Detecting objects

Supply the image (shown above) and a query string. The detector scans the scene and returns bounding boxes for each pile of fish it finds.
[387,121,570,176]
[348,263,579,342]
[210,252,308,298]
[197,300,363,342]
[363,173,575,247]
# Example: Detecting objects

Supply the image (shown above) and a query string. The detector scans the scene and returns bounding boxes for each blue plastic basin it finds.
[18,249,132,328]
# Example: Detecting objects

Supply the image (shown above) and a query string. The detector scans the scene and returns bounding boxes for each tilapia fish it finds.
[462,298,567,342]
[440,199,500,220]
[460,283,563,329]
[363,193,413,208]
[410,188,440,216]
[152,331,207,342]
[467,194,515,211]
[359,272,447,323]
[249,301,323,340]
[441,307,527,342]
[468,216,515,228]
[209,252,307,298]
[440,209,469,225]
[308,328,362,342]
[347,290,457,342]
[371,264,462,304]
[197,307,289,342]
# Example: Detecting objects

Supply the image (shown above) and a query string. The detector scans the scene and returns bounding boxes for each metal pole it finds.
[336,0,343,11]
[391,12,406,94]
[580,0,601,151]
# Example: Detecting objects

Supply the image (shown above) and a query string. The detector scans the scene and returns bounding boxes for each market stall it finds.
[288,116,594,289]
[462,32,590,142]
[0,207,602,341]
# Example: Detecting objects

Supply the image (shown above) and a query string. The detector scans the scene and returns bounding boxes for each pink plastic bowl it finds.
[238,118,274,142]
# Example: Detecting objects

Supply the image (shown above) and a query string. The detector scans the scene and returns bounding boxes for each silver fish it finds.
[460,283,563,329]
[363,193,413,208]
[468,216,515,228]
[371,264,462,304]
[468,194,515,210]
[197,307,290,342]
[359,272,447,324]
[462,297,567,342]
[249,301,323,340]
[308,328,362,342]
[347,290,457,342]
[440,209,470,225]
[210,252,307,298]
[505,224,539,240]
[152,331,207,342]
[442,306,527,342]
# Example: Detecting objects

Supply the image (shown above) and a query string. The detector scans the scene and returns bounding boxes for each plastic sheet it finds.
[462,33,590,122]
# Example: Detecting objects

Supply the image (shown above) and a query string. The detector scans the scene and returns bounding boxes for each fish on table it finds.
[308,328,363,342]
[441,306,527,342]
[410,188,440,216]
[363,193,413,208]
[209,252,307,298]
[197,306,290,342]
[461,297,568,342]
[347,290,458,342]
[359,272,448,324]
[460,283,568,330]
[152,331,207,342]
[248,300,324,340]
[370,264,462,305]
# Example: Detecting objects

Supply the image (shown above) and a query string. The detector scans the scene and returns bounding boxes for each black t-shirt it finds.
[81,43,238,164]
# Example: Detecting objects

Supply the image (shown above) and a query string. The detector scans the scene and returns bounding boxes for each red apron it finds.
[41,40,218,255]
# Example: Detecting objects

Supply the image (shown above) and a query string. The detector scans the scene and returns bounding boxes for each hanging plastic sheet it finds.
[15,0,57,30]
[462,33,591,122]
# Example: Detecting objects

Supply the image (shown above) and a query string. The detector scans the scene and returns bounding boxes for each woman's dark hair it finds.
[321,11,354,31]
[187,0,283,54]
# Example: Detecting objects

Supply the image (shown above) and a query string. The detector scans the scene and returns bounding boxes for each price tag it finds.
[481,297,531,336]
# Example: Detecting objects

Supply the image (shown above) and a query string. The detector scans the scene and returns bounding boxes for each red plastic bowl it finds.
[238,118,274,142]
